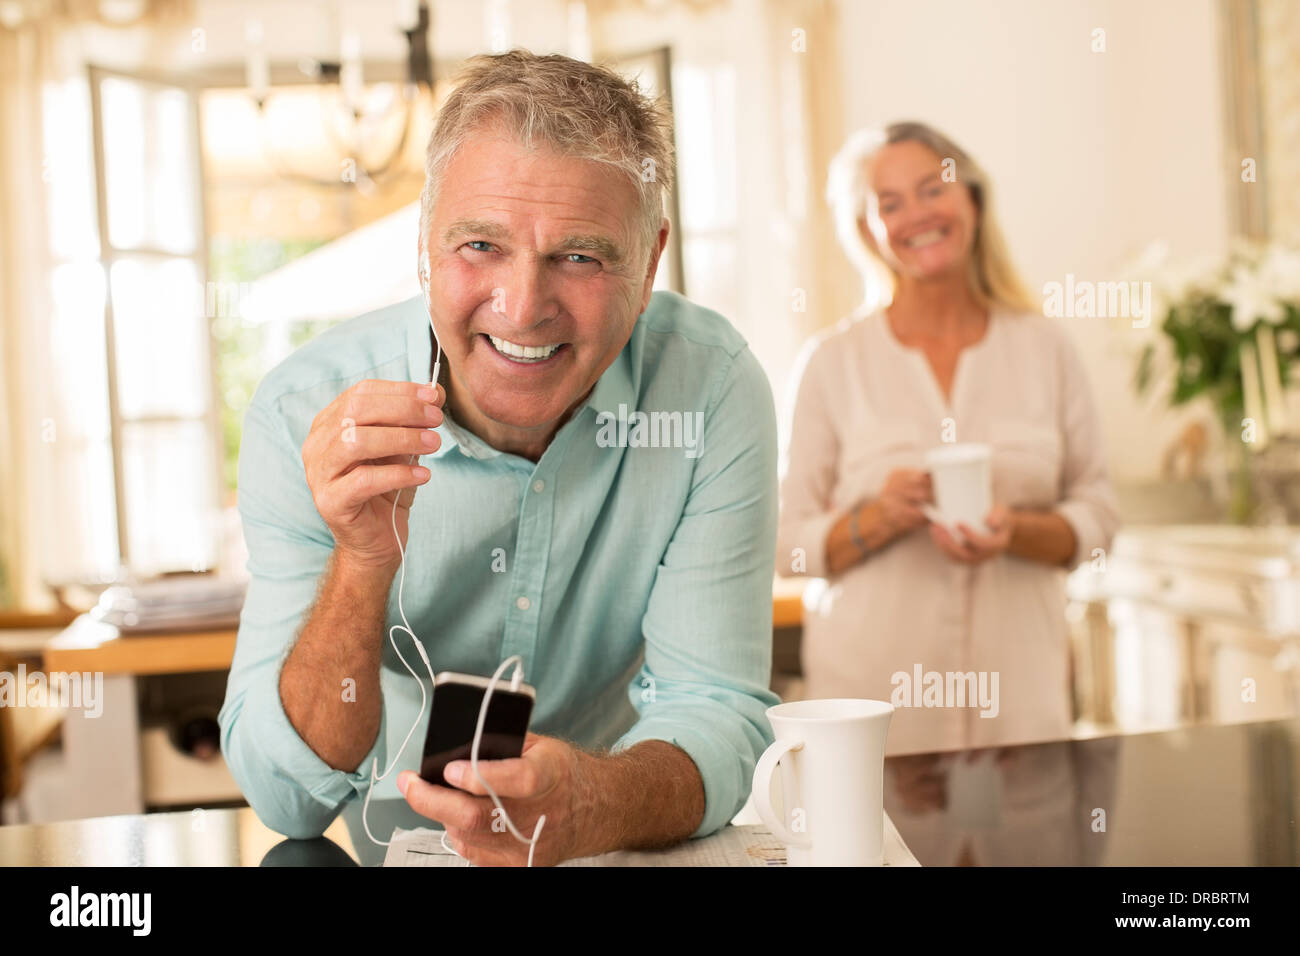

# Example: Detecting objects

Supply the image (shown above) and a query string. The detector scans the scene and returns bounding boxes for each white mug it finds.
[751,698,894,866]
[924,442,992,533]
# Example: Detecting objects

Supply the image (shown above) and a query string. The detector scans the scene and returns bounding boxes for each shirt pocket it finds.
[989,420,1062,508]
[838,421,923,504]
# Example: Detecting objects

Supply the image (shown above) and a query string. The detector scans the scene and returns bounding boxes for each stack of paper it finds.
[90,575,247,633]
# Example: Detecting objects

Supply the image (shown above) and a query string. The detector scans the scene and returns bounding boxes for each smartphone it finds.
[419,671,536,788]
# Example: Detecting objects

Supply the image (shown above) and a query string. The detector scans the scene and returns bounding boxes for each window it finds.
[88,67,220,578]
[609,47,686,296]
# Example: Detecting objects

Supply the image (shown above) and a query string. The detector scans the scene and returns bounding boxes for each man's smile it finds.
[479,332,571,368]
[485,333,566,362]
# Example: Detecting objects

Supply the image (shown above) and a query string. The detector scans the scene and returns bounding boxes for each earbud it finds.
[418,249,441,386]
[418,249,431,294]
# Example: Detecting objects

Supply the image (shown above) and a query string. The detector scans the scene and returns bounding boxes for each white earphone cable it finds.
[360,333,441,849]
[360,308,545,866]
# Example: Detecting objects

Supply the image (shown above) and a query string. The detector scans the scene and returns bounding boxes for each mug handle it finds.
[752,738,812,849]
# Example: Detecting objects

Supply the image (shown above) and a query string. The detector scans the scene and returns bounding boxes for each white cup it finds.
[751,698,894,866]
[924,442,992,532]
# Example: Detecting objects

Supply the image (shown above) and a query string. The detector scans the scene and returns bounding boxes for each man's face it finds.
[422,127,664,437]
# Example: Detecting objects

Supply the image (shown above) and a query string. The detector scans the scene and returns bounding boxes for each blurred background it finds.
[1,0,1298,855]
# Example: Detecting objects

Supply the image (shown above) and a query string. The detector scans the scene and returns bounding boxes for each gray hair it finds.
[418,49,675,267]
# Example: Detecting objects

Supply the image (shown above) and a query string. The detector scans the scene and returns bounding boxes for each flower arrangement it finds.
[1135,240,1300,521]
[1137,240,1300,439]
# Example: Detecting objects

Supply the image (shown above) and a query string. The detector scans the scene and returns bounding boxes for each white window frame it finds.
[88,64,221,574]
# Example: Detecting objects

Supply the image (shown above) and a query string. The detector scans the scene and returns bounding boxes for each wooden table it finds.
[0,626,67,800]
[43,576,807,678]
[772,575,807,629]
[44,615,238,676]
[35,617,240,821]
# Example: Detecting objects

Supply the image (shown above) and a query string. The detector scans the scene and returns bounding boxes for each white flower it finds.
[1258,244,1300,302]
[1228,236,1269,268]
[1183,253,1232,300]
[1221,264,1286,331]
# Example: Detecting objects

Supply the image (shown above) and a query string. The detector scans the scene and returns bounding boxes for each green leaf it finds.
[1171,373,1206,405]
[1134,344,1155,394]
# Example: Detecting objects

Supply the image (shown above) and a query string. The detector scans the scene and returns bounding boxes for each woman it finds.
[777,121,1119,755]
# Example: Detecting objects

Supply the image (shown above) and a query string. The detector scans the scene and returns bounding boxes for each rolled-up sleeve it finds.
[612,345,781,838]
[218,391,388,840]
[774,337,841,578]
[1052,331,1121,569]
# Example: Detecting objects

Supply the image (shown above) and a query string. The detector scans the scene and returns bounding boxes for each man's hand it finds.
[396,733,597,866]
[929,504,1013,563]
[301,379,445,572]
[395,734,705,866]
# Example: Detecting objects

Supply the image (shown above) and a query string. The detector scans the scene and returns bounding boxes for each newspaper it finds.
[384,815,920,867]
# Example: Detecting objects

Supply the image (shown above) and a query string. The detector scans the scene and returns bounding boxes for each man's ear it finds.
[417,240,430,296]
[640,219,670,313]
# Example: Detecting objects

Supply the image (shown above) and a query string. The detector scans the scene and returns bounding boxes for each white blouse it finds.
[776,306,1120,755]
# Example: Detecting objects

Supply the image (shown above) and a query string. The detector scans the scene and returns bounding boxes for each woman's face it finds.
[859,140,979,283]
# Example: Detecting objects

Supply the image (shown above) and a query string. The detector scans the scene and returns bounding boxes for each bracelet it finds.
[849,502,871,556]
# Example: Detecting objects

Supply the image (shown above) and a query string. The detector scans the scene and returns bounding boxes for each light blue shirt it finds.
[218,290,780,842]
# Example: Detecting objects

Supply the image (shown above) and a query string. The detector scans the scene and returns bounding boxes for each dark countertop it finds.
[1,717,1296,866]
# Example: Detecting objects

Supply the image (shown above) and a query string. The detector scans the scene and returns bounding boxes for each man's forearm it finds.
[280,550,396,772]
[574,740,706,855]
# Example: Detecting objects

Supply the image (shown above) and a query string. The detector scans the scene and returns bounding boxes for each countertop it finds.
[2,716,1295,866]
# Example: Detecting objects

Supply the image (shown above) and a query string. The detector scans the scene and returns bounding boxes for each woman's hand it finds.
[929,504,1013,563]
[888,753,947,813]
[823,468,932,575]
[877,468,932,536]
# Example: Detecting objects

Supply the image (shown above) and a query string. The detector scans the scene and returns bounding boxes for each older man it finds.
[218,50,779,865]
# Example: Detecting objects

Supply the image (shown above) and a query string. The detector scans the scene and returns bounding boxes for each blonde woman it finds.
[777,122,1119,755]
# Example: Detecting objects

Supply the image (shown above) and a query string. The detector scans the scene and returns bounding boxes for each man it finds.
[218,50,779,866]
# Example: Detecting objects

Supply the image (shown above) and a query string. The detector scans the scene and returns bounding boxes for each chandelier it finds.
[243,0,434,191]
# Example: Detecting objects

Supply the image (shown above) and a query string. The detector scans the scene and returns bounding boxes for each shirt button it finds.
[532,479,545,493]
[516,596,531,610]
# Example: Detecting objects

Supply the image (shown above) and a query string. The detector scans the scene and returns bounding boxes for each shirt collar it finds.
[403,297,639,461]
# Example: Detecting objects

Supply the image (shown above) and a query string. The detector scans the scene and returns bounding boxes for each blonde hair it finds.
[419,49,675,263]
[826,121,1037,314]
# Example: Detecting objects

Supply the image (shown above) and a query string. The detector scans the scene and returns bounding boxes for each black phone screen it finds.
[418,681,534,788]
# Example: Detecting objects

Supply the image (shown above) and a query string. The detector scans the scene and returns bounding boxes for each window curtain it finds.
[0,1,193,610]
[0,20,58,610]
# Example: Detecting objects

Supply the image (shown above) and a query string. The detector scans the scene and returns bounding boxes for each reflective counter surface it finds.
[1,717,1296,866]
